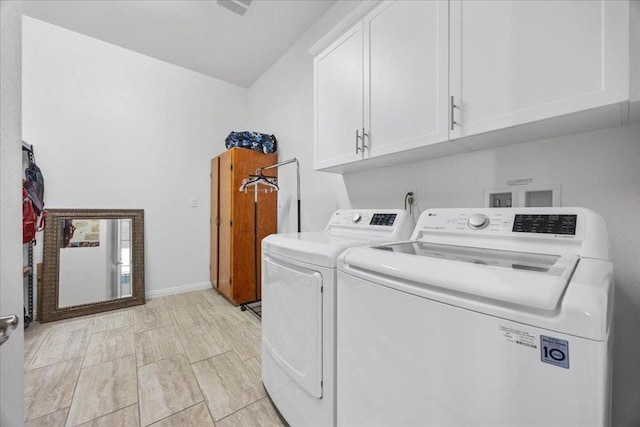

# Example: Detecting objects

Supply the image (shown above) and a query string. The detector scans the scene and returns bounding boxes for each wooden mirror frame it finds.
[39,208,145,323]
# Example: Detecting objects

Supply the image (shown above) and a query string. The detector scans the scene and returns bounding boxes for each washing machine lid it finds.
[342,242,579,311]
[263,231,381,268]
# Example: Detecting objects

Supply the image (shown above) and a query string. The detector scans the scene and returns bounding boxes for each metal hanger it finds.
[239,174,279,193]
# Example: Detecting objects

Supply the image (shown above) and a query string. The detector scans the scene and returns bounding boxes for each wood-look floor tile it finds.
[192,351,266,421]
[216,398,284,427]
[24,324,51,368]
[149,402,214,427]
[137,354,203,426]
[163,292,211,310]
[66,355,138,426]
[169,306,210,328]
[143,297,165,308]
[220,321,261,361]
[25,408,69,427]
[244,312,262,333]
[133,307,173,333]
[200,289,230,306]
[76,404,139,427]
[135,325,185,367]
[24,359,81,421]
[29,327,90,370]
[204,304,248,329]
[177,324,230,363]
[91,311,134,333]
[83,327,135,368]
[47,317,95,335]
[160,293,188,307]
[244,356,262,381]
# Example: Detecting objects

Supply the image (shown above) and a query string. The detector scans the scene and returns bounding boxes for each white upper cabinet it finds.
[312,0,633,173]
[364,1,449,158]
[313,0,449,171]
[450,0,630,139]
[314,24,364,170]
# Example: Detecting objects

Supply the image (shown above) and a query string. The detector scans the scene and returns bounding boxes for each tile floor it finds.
[23,289,285,427]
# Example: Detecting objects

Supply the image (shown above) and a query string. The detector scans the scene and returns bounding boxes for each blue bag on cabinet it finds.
[225,131,277,154]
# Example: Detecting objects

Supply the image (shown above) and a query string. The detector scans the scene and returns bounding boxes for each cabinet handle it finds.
[450,96,458,131]
[356,129,361,154]
[362,128,369,152]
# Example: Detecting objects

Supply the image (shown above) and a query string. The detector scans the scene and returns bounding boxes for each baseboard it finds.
[145,282,212,300]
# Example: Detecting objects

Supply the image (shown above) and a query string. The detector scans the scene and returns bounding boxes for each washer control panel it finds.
[325,209,414,240]
[414,208,582,239]
[329,210,398,227]
[512,214,577,235]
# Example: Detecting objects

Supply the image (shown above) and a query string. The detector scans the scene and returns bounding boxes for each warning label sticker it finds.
[498,325,537,349]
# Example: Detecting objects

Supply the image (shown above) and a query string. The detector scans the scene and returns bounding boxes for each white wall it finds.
[248,3,640,425]
[248,2,357,233]
[0,1,25,425]
[22,16,248,298]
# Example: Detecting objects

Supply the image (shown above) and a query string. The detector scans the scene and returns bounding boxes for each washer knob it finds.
[352,213,362,223]
[468,213,489,230]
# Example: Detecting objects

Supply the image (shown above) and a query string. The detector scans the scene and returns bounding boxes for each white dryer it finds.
[337,208,614,427]
[261,209,413,427]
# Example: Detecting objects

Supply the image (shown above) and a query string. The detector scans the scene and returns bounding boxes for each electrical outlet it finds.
[405,191,415,211]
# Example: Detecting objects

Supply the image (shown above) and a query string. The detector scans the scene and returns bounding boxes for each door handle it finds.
[0,315,19,346]
[356,129,362,154]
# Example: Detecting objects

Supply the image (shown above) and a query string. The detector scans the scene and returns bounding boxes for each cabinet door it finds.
[210,157,219,289]
[365,0,449,158]
[314,24,364,170]
[450,0,629,139]
[217,152,232,299]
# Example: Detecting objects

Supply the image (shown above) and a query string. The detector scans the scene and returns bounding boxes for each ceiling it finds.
[22,0,337,88]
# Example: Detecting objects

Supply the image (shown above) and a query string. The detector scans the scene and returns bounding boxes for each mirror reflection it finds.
[58,218,133,308]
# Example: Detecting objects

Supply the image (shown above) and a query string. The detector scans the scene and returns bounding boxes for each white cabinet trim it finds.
[308,0,383,56]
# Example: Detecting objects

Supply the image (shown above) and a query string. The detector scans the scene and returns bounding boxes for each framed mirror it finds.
[39,209,145,322]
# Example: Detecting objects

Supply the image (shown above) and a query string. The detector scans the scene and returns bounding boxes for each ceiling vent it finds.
[216,0,253,16]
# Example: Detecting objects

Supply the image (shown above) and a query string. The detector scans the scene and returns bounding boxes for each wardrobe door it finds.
[217,151,232,299]
[210,157,220,290]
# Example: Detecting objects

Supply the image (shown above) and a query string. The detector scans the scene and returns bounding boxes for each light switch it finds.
[190,198,198,208]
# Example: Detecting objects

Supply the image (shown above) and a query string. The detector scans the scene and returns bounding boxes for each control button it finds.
[467,213,489,230]
[352,213,362,223]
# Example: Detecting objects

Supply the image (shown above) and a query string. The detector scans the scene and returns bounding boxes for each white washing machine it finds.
[261,209,413,427]
[337,208,614,427]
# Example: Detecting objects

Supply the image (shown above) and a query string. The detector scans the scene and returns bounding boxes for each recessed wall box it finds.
[520,185,562,207]
[484,188,516,208]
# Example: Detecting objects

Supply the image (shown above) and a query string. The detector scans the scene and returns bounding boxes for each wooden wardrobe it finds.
[210,148,277,305]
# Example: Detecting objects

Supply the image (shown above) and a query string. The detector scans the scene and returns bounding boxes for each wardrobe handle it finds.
[362,128,368,151]
[356,129,361,154]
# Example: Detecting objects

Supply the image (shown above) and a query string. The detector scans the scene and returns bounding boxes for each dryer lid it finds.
[342,242,579,311]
